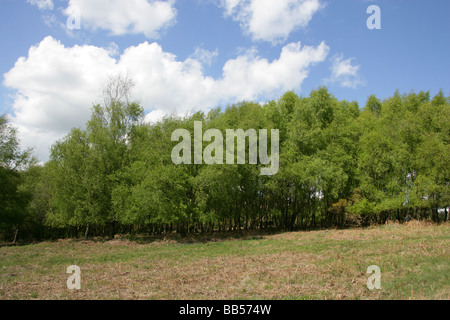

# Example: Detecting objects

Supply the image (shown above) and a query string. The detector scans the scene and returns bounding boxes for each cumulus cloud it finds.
[218,41,329,101]
[221,0,323,43]
[64,0,177,38]
[327,55,366,89]
[3,37,117,160]
[3,37,329,161]
[27,0,54,10]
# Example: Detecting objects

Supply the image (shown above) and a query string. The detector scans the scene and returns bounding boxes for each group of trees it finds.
[0,114,33,241]
[1,78,449,241]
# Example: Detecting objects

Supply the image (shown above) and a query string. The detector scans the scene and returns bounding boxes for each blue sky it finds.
[1,0,449,162]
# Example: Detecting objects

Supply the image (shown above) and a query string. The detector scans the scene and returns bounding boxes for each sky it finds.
[0,0,449,162]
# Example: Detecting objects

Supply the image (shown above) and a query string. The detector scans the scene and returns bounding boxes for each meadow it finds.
[0,220,448,300]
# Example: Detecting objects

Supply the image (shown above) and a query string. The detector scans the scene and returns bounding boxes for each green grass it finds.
[0,220,448,300]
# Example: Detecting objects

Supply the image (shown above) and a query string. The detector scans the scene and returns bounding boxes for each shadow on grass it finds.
[124,229,281,245]
[2,219,442,247]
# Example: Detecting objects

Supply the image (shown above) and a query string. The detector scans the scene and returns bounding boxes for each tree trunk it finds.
[13,228,18,244]
[109,221,116,239]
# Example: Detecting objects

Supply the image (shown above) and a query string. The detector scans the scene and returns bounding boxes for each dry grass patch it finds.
[1,221,448,300]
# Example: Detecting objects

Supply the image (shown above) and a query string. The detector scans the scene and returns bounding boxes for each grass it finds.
[0,220,448,300]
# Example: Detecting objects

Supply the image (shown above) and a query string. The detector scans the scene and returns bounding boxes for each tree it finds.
[25,86,448,240]
[0,114,33,240]
[46,76,144,238]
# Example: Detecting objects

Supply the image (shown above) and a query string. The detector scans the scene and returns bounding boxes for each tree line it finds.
[1,79,449,241]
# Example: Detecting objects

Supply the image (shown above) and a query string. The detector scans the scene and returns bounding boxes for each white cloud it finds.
[145,109,167,124]
[3,37,117,160]
[221,0,323,43]
[3,37,329,161]
[190,47,219,67]
[327,55,366,89]
[64,0,177,38]
[218,41,329,101]
[27,0,54,10]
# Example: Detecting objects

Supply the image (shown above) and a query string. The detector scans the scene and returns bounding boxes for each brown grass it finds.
[0,221,448,300]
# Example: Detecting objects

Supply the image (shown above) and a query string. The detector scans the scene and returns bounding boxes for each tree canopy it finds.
[1,84,449,241]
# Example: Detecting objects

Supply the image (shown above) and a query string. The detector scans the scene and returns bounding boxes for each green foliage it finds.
[6,86,448,240]
[44,78,145,237]
[0,114,33,240]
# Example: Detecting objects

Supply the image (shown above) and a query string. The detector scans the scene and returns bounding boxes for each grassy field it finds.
[0,220,448,300]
